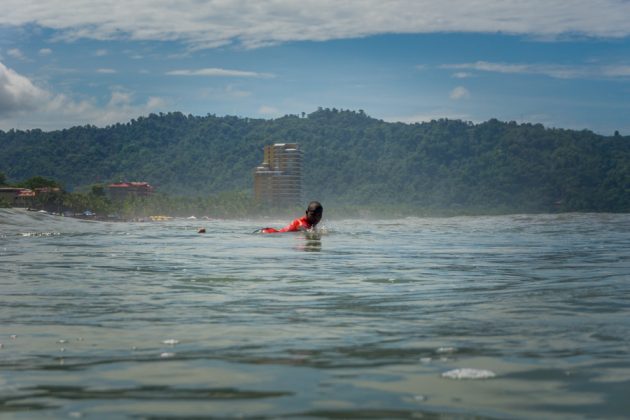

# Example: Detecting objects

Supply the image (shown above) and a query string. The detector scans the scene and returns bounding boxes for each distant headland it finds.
[1,108,628,216]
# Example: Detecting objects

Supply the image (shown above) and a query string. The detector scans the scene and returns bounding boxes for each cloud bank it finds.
[442,61,630,79]
[166,68,273,78]
[0,61,165,130]
[1,0,629,48]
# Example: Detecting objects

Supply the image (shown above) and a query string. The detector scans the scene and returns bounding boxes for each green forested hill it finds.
[1,108,629,213]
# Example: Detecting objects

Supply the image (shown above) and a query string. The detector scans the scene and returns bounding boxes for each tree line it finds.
[0,173,268,219]
[1,108,628,215]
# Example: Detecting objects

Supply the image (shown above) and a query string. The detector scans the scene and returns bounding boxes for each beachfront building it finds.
[106,182,154,201]
[0,187,36,207]
[253,143,303,207]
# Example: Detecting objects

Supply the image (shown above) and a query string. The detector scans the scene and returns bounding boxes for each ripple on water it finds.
[1,211,629,418]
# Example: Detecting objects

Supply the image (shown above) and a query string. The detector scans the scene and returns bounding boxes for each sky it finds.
[1,0,630,134]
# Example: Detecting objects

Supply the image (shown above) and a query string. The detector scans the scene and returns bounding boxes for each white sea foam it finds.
[20,232,60,237]
[162,339,179,345]
[441,368,496,380]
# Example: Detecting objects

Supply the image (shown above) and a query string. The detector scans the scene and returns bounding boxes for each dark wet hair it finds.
[307,201,323,213]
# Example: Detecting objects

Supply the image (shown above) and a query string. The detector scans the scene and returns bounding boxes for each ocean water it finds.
[1,208,629,419]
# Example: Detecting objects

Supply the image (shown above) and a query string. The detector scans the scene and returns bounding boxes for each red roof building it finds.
[0,188,36,207]
[107,182,154,200]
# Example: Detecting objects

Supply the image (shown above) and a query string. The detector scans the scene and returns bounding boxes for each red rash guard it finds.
[261,216,313,233]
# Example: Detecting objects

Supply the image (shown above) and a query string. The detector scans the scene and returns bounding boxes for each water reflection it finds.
[295,233,322,252]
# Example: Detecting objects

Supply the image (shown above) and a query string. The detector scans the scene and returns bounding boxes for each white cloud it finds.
[146,96,166,109]
[602,65,630,77]
[8,48,26,60]
[450,86,470,100]
[258,105,280,116]
[108,91,132,107]
[39,48,53,56]
[96,68,117,74]
[95,49,108,56]
[0,61,49,114]
[452,72,472,79]
[166,68,273,78]
[0,1,629,49]
[0,61,166,129]
[442,61,630,79]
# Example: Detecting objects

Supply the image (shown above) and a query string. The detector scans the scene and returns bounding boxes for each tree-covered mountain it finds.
[1,108,629,213]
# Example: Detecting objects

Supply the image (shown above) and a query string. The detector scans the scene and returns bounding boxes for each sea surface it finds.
[1,209,629,419]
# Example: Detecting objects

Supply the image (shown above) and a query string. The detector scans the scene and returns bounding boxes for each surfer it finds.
[259,201,323,233]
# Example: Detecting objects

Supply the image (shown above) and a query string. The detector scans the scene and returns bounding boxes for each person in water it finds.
[260,201,323,233]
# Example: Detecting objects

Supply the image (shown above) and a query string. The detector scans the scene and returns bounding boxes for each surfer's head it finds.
[305,201,323,226]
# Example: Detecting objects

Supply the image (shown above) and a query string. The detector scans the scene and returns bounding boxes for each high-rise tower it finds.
[253,143,303,207]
